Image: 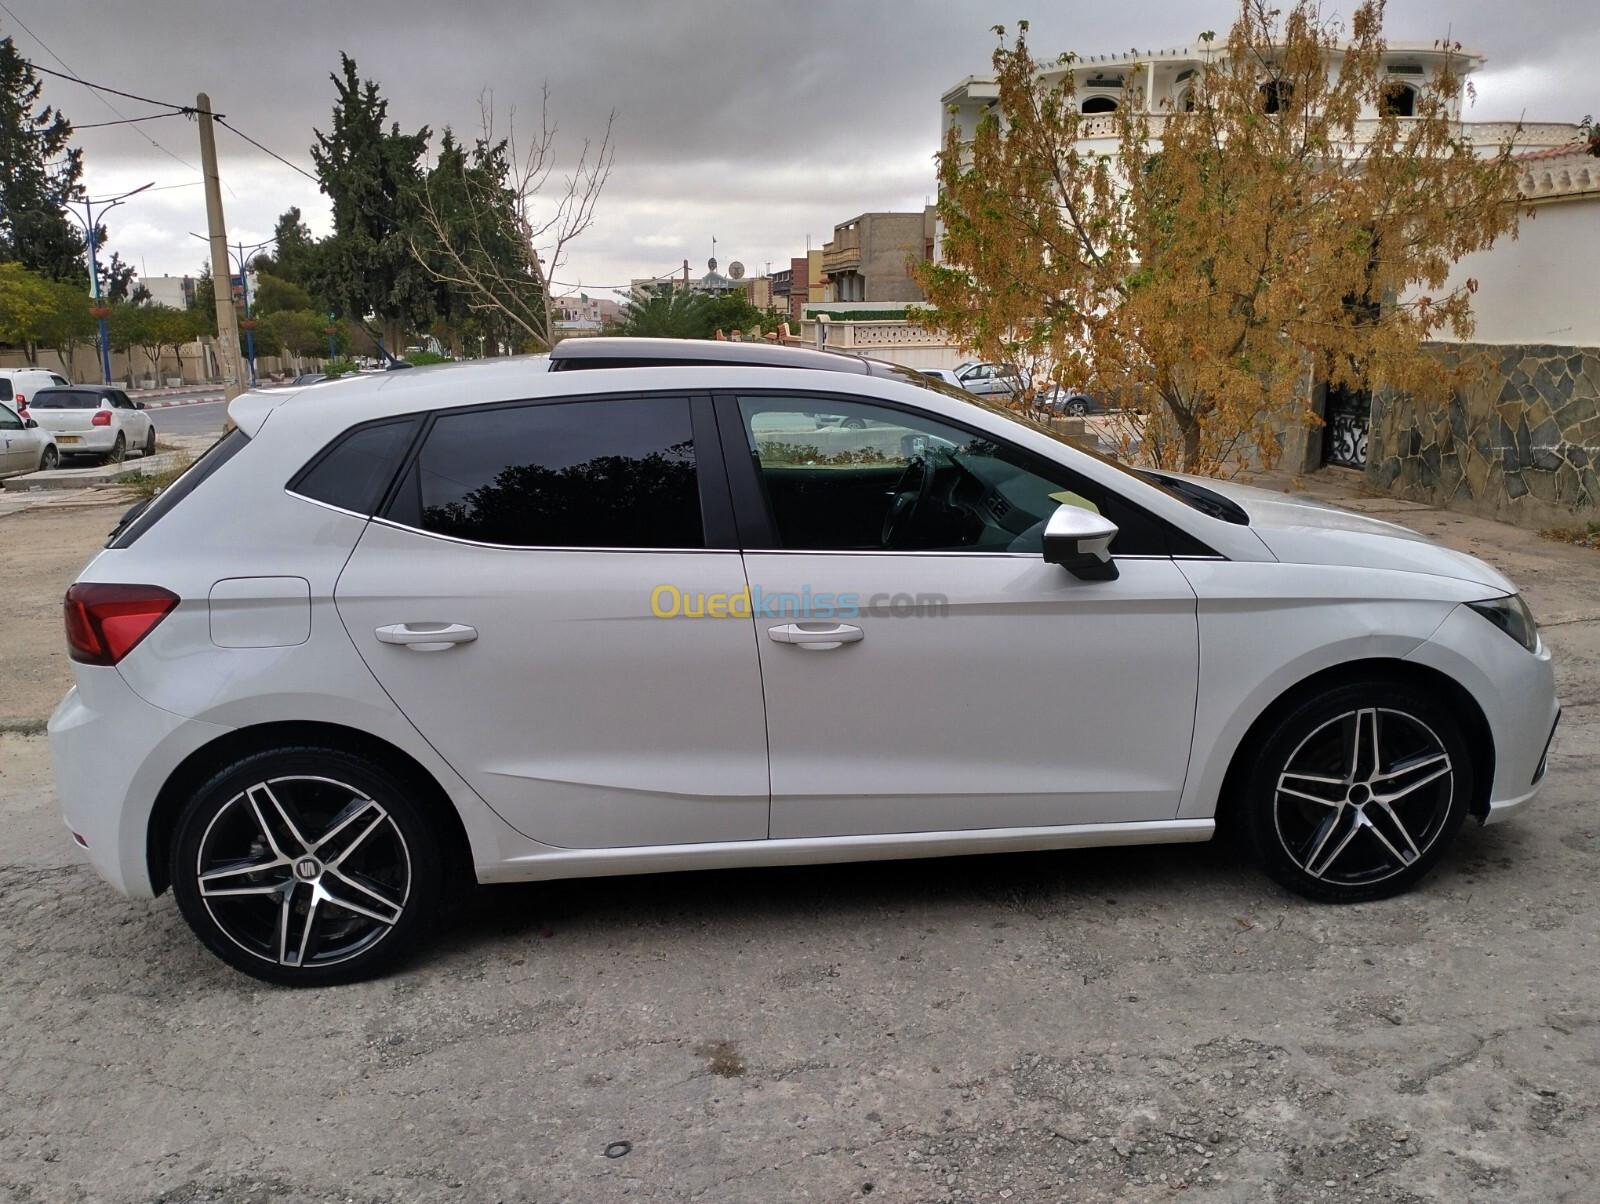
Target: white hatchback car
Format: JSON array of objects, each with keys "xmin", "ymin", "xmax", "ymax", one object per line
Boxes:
[
  {"xmin": 27, "ymin": 384, "xmax": 156, "ymax": 462},
  {"xmin": 49, "ymin": 347, "xmax": 1559, "ymax": 985}
]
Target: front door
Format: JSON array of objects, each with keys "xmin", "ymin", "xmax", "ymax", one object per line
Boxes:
[
  {"xmin": 0, "ymin": 404, "xmax": 27, "ymax": 473},
  {"xmin": 725, "ymin": 393, "xmax": 1200, "ymax": 838},
  {"xmin": 335, "ymin": 394, "xmax": 770, "ymax": 850}
]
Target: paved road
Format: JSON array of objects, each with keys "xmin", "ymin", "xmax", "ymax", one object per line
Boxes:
[{"xmin": 150, "ymin": 398, "xmax": 228, "ymax": 438}]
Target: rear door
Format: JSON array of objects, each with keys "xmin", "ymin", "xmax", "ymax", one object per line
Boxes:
[{"xmin": 334, "ymin": 392, "xmax": 771, "ymax": 850}]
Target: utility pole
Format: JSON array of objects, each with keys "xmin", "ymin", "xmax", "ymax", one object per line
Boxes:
[{"xmin": 197, "ymin": 93, "xmax": 246, "ymax": 401}]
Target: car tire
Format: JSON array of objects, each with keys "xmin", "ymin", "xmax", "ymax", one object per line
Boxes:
[
  {"xmin": 105, "ymin": 432, "xmax": 126, "ymax": 465},
  {"xmin": 841, "ymin": 417, "xmax": 867, "ymax": 430},
  {"xmin": 170, "ymin": 745, "xmax": 444, "ymax": 986},
  {"xmin": 1240, "ymin": 680, "xmax": 1472, "ymax": 904},
  {"xmin": 1066, "ymin": 400, "xmax": 1088, "ymax": 417},
  {"xmin": 38, "ymin": 445, "xmax": 59, "ymax": 472},
  {"xmin": 144, "ymin": 426, "xmax": 157, "ymax": 457}
]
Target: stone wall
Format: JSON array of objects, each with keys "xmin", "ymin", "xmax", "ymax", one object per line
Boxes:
[{"xmin": 1366, "ymin": 343, "xmax": 1599, "ymax": 527}]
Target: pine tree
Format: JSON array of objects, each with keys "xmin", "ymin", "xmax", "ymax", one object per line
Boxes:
[
  {"xmin": 310, "ymin": 55, "xmax": 434, "ymax": 357},
  {"xmin": 0, "ymin": 36, "xmax": 88, "ymax": 283}
]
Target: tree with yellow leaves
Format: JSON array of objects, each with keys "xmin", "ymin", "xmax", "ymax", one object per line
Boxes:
[{"xmin": 917, "ymin": 0, "xmax": 1520, "ymax": 474}]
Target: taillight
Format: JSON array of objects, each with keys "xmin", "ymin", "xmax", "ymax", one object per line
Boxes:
[
  {"xmin": 92, "ymin": 410, "xmax": 112, "ymax": 426},
  {"xmin": 14, "ymin": 394, "xmax": 24, "ymax": 408},
  {"xmin": 63, "ymin": 583, "xmax": 179, "ymax": 665}
]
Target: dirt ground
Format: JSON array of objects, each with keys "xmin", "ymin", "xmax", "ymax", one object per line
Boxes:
[{"xmin": 1, "ymin": 480, "xmax": 1597, "ymax": 1204}]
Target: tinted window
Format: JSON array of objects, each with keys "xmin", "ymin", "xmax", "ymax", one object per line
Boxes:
[
  {"xmin": 32, "ymin": 390, "xmax": 102, "ymax": 409},
  {"xmin": 50, "ymin": 375, "xmax": 68, "ymax": 386},
  {"xmin": 396, "ymin": 397, "xmax": 702, "ymax": 549},
  {"xmin": 0, "ymin": 381, "xmax": 12, "ymax": 401},
  {"xmin": 737, "ymin": 395, "xmax": 1170, "ymax": 556},
  {"xmin": 0, "ymin": 404, "xmax": 21, "ymax": 430},
  {"xmin": 291, "ymin": 418, "xmax": 418, "ymax": 514}
]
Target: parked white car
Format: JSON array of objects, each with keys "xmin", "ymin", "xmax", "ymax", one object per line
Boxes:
[
  {"xmin": 26, "ymin": 385, "xmax": 156, "ymax": 462},
  {"xmin": 0, "ymin": 400, "xmax": 59, "ymax": 476},
  {"xmin": 50, "ymin": 343, "xmax": 1559, "ymax": 985},
  {"xmin": 0, "ymin": 367, "xmax": 71, "ymax": 416}
]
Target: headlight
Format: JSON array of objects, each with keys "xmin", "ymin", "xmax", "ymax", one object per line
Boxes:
[{"xmin": 1467, "ymin": 594, "xmax": 1539, "ymax": 653}]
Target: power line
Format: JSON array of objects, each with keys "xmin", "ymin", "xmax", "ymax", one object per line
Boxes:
[
  {"xmin": 212, "ymin": 115, "xmax": 319, "ymax": 185},
  {"xmin": 20, "ymin": 61, "xmax": 196, "ymax": 115},
  {"xmin": 0, "ymin": 5, "xmax": 206, "ymax": 177},
  {"xmin": 75, "ymin": 110, "xmax": 192, "ymax": 131}
]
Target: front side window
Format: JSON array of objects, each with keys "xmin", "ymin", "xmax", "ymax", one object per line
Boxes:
[
  {"xmin": 736, "ymin": 395, "xmax": 1169, "ymax": 555},
  {"xmin": 0, "ymin": 404, "xmax": 21, "ymax": 430},
  {"xmin": 394, "ymin": 396, "xmax": 703, "ymax": 549}
]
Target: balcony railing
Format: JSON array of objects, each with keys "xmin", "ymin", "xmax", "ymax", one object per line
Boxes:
[{"xmin": 822, "ymin": 245, "xmax": 862, "ymax": 273}]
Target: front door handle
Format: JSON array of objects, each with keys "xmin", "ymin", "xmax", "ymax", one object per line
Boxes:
[
  {"xmin": 374, "ymin": 622, "xmax": 478, "ymax": 651},
  {"xmin": 767, "ymin": 622, "xmax": 864, "ymax": 650}
]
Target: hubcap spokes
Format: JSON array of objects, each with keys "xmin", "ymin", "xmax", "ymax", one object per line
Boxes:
[
  {"xmin": 197, "ymin": 777, "xmax": 411, "ymax": 969},
  {"xmin": 1274, "ymin": 707, "xmax": 1454, "ymax": 887}
]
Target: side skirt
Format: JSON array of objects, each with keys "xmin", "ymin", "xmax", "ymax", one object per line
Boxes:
[{"xmin": 477, "ymin": 819, "xmax": 1215, "ymax": 884}]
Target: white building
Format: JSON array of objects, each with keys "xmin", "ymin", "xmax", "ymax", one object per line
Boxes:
[{"xmin": 941, "ymin": 42, "xmax": 1580, "ymax": 159}]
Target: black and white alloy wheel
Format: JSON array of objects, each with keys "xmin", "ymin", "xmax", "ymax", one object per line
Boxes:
[
  {"xmin": 172, "ymin": 748, "xmax": 441, "ymax": 985},
  {"xmin": 1244, "ymin": 682, "xmax": 1471, "ymax": 903}
]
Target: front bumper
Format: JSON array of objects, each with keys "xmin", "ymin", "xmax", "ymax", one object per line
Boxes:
[{"xmin": 49, "ymin": 667, "xmax": 231, "ymax": 898}]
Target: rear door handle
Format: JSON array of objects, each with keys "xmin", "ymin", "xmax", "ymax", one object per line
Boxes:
[
  {"xmin": 767, "ymin": 622, "xmax": 864, "ymax": 650},
  {"xmin": 374, "ymin": 622, "xmax": 478, "ymax": 651}
]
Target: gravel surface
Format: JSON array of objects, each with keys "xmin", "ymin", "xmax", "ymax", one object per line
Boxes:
[{"xmin": 1, "ymin": 481, "xmax": 1596, "ymax": 1204}]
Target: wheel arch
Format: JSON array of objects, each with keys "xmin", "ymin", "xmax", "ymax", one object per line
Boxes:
[
  {"xmin": 1215, "ymin": 658, "xmax": 1495, "ymax": 831},
  {"xmin": 145, "ymin": 720, "xmax": 474, "ymax": 896}
]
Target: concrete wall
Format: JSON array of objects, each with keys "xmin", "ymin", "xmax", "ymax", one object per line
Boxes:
[
  {"xmin": 1428, "ymin": 193, "xmax": 1600, "ymax": 347},
  {"xmin": 1367, "ymin": 343, "xmax": 1600, "ymax": 526}
]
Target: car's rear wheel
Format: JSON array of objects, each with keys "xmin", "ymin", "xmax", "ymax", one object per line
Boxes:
[
  {"xmin": 143, "ymin": 426, "xmax": 157, "ymax": 456},
  {"xmin": 38, "ymin": 445, "xmax": 59, "ymax": 471},
  {"xmin": 170, "ymin": 746, "xmax": 443, "ymax": 986},
  {"xmin": 1241, "ymin": 680, "xmax": 1471, "ymax": 903},
  {"xmin": 105, "ymin": 432, "xmax": 126, "ymax": 464}
]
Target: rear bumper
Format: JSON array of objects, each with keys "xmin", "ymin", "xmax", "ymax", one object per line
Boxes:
[
  {"xmin": 48, "ymin": 428, "xmax": 117, "ymax": 453},
  {"xmin": 49, "ymin": 667, "xmax": 231, "ymax": 899}
]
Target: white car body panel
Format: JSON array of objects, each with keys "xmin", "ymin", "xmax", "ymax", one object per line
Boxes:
[
  {"xmin": 334, "ymin": 521, "xmax": 771, "ymax": 848},
  {"xmin": 744, "ymin": 551, "xmax": 1199, "ymax": 836},
  {"xmin": 49, "ymin": 358, "xmax": 1559, "ymax": 904},
  {"xmin": 0, "ymin": 401, "xmax": 56, "ymax": 475}
]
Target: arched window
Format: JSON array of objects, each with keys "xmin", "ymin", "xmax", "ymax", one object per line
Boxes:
[
  {"xmin": 1179, "ymin": 88, "xmax": 1196, "ymax": 112},
  {"xmin": 1379, "ymin": 82, "xmax": 1415, "ymax": 118},
  {"xmin": 1081, "ymin": 95, "xmax": 1119, "ymax": 115}
]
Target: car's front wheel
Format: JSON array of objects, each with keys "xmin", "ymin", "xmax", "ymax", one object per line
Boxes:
[
  {"xmin": 1241, "ymin": 680, "xmax": 1472, "ymax": 903},
  {"xmin": 143, "ymin": 426, "xmax": 157, "ymax": 456},
  {"xmin": 38, "ymin": 445, "xmax": 59, "ymax": 471},
  {"xmin": 1065, "ymin": 399, "xmax": 1089, "ymax": 417},
  {"xmin": 170, "ymin": 746, "xmax": 443, "ymax": 986}
]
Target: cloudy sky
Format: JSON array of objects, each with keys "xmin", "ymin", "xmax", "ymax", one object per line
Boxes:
[{"xmin": 7, "ymin": 0, "xmax": 1594, "ymax": 300}]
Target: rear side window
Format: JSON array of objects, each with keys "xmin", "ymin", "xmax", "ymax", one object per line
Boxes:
[
  {"xmin": 33, "ymin": 390, "xmax": 103, "ymax": 409},
  {"xmin": 108, "ymin": 429, "xmax": 251, "ymax": 548},
  {"xmin": 388, "ymin": 396, "xmax": 703, "ymax": 549},
  {"xmin": 289, "ymin": 417, "xmax": 418, "ymax": 515},
  {"xmin": 0, "ymin": 381, "xmax": 12, "ymax": 401}
]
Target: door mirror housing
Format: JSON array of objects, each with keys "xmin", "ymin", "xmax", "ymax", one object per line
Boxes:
[
  {"xmin": 135, "ymin": 401, "xmax": 146, "ymax": 410},
  {"xmin": 24, "ymin": 418, "xmax": 37, "ymax": 428},
  {"xmin": 1042, "ymin": 504, "xmax": 1119, "ymax": 580}
]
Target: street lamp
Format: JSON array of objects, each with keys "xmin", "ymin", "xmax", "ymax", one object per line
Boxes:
[{"xmin": 63, "ymin": 182, "xmax": 155, "ymax": 385}]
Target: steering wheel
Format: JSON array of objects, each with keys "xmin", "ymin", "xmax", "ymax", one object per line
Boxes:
[{"xmin": 881, "ymin": 452, "xmax": 937, "ymax": 547}]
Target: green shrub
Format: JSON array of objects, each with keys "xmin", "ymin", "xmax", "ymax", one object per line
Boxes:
[{"xmin": 323, "ymin": 359, "xmax": 360, "ymax": 379}]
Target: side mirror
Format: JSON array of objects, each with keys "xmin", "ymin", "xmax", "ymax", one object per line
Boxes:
[
  {"xmin": 135, "ymin": 402, "xmax": 146, "ymax": 410},
  {"xmin": 24, "ymin": 418, "xmax": 37, "ymax": 428},
  {"xmin": 1042, "ymin": 503, "xmax": 1119, "ymax": 580}
]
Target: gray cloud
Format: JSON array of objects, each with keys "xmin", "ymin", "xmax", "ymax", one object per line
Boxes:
[{"xmin": 12, "ymin": 0, "xmax": 1592, "ymax": 297}]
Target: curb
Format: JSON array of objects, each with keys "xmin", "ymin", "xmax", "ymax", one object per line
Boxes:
[{"xmin": 142, "ymin": 394, "xmax": 225, "ymax": 409}]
